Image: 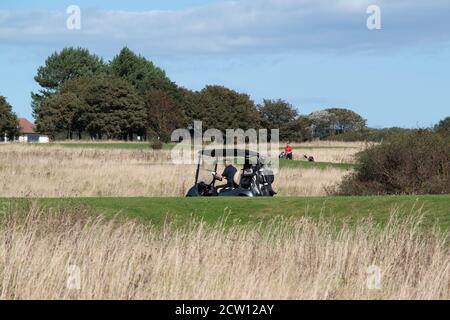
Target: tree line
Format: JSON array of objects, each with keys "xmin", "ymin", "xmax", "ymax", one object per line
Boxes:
[
  {"xmin": 1, "ymin": 46, "xmax": 448, "ymax": 142},
  {"xmin": 0, "ymin": 96, "xmax": 19, "ymax": 140},
  {"xmin": 28, "ymin": 47, "xmax": 368, "ymax": 142}
]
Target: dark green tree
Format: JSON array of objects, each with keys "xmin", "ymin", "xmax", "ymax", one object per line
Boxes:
[
  {"xmin": 282, "ymin": 116, "xmax": 313, "ymax": 142},
  {"xmin": 34, "ymin": 47, "xmax": 105, "ymax": 91},
  {"xmin": 109, "ymin": 47, "xmax": 180, "ymax": 99},
  {"xmin": 32, "ymin": 47, "xmax": 105, "ymax": 120},
  {"xmin": 308, "ymin": 108, "xmax": 366, "ymax": 139},
  {"xmin": 326, "ymin": 108, "xmax": 367, "ymax": 135},
  {"xmin": 80, "ymin": 76, "xmax": 146, "ymax": 140},
  {"xmin": 258, "ymin": 99, "xmax": 299, "ymax": 141},
  {"xmin": 179, "ymin": 87, "xmax": 202, "ymax": 124},
  {"xmin": 0, "ymin": 96, "xmax": 19, "ymax": 140},
  {"xmin": 308, "ymin": 110, "xmax": 335, "ymax": 139},
  {"xmin": 145, "ymin": 90, "xmax": 184, "ymax": 142},
  {"xmin": 36, "ymin": 92, "xmax": 87, "ymax": 139},
  {"xmin": 37, "ymin": 75, "xmax": 146, "ymax": 140},
  {"xmin": 258, "ymin": 99, "xmax": 298, "ymax": 127},
  {"xmin": 195, "ymin": 85, "xmax": 260, "ymax": 131}
]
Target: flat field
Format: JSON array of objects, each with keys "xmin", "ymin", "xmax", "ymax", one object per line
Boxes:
[{"xmin": 0, "ymin": 143, "xmax": 353, "ymax": 197}]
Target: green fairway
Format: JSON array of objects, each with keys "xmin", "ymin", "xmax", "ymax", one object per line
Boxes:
[
  {"xmin": 278, "ymin": 159, "xmax": 354, "ymax": 170},
  {"xmin": 1, "ymin": 195, "xmax": 449, "ymax": 229}
]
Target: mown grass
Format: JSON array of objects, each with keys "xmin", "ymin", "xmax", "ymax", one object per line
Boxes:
[
  {"xmin": 278, "ymin": 159, "xmax": 354, "ymax": 170},
  {"xmin": 1, "ymin": 195, "xmax": 448, "ymax": 229}
]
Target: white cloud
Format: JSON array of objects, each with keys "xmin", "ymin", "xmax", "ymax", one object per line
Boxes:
[{"xmin": 0, "ymin": 0, "xmax": 449, "ymax": 57}]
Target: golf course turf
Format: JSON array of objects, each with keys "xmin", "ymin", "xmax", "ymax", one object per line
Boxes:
[
  {"xmin": 278, "ymin": 159, "xmax": 354, "ymax": 170},
  {"xmin": 1, "ymin": 195, "xmax": 449, "ymax": 230}
]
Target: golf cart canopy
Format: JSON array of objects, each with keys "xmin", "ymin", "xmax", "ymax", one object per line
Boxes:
[{"xmin": 199, "ymin": 148, "xmax": 260, "ymax": 158}]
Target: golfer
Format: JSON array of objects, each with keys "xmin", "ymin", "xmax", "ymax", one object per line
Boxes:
[{"xmin": 212, "ymin": 159, "xmax": 238, "ymax": 189}]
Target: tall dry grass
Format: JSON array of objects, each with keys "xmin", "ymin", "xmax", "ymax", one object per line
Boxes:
[
  {"xmin": 236, "ymin": 141, "xmax": 365, "ymax": 163},
  {"xmin": 0, "ymin": 145, "xmax": 347, "ymax": 197},
  {"xmin": 292, "ymin": 148, "xmax": 359, "ymax": 163},
  {"xmin": 289, "ymin": 141, "xmax": 374, "ymax": 163},
  {"xmin": 273, "ymin": 167, "xmax": 345, "ymax": 196},
  {"xmin": 0, "ymin": 206, "xmax": 448, "ymax": 299},
  {"xmin": 290, "ymin": 141, "xmax": 373, "ymax": 148}
]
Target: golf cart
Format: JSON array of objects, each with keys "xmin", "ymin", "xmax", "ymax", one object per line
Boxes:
[{"xmin": 186, "ymin": 148, "xmax": 276, "ymax": 197}]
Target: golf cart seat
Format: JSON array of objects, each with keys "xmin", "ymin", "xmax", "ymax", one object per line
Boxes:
[
  {"xmin": 232, "ymin": 163, "xmax": 255, "ymax": 188},
  {"xmin": 233, "ymin": 170, "xmax": 241, "ymax": 187}
]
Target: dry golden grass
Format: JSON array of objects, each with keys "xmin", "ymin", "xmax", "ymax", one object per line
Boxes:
[
  {"xmin": 285, "ymin": 141, "xmax": 375, "ymax": 163},
  {"xmin": 0, "ymin": 206, "xmax": 448, "ymax": 299},
  {"xmin": 228, "ymin": 141, "xmax": 366, "ymax": 163},
  {"xmin": 0, "ymin": 144, "xmax": 347, "ymax": 197},
  {"xmin": 292, "ymin": 148, "xmax": 359, "ymax": 163},
  {"xmin": 290, "ymin": 141, "xmax": 373, "ymax": 148},
  {"xmin": 273, "ymin": 167, "xmax": 345, "ymax": 196}
]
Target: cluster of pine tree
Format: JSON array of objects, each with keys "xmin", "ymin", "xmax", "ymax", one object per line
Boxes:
[{"xmin": 32, "ymin": 47, "xmax": 265, "ymax": 141}]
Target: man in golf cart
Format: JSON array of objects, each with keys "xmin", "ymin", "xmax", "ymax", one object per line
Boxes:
[
  {"xmin": 186, "ymin": 148, "xmax": 275, "ymax": 197},
  {"xmin": 212, "ymin": 159, "xmax": 238, "ymax": 190}
]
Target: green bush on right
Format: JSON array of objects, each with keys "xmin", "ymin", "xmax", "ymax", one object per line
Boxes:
[{"xmin": 331, "ymin": 130, "xmax": 450, "ymax": 195}]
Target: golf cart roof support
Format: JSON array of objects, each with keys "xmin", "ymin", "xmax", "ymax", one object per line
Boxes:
[
  {"xmin": 199, "ymin": 148, "xmax": 260, "ymax": 158},
  {"xmin": 194, "ymin": 152, "xmax": 201, "ymax": 184}
]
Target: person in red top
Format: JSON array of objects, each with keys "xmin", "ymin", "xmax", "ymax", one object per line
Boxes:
[{"xmin": 284, "ymin": 143, "xmax": 293, "ymax": 160}]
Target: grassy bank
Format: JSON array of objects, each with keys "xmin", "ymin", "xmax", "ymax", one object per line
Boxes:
[{"xmin": 1, "ymin": 195, "xmax": 448, "ymax": 229}]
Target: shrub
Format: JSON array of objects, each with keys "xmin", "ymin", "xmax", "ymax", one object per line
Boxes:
[
  {"xmin": 434, "ymin": 116, "xmax": 450, "ymax": 138},
  {"xmin": 331, "ymin": 130, "xmax": 450, "ymax": 195},
  {"xmin": 326, "ymin": 127, "xmax": 416, "ymax": 142}
]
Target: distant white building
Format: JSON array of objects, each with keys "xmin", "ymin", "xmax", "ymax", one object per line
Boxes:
[{"xmin": 18, "ymin": 118, "xmax": 49, "ymax": 143}]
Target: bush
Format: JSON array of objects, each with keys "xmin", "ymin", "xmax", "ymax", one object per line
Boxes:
[
  {"xmin": 149, "ymin": 140, "xmax": 163, "ymax": 150},
  {"xmin": 434, "ymin": 116, "xmax": 450, "ymax": 138},
  {"xmin": 326, "ymin": 127, "xmax": 416, "ymax": 142},
  {"xmin": 331, "ymin": 130, "xmax": 450, "ymax": 195}
]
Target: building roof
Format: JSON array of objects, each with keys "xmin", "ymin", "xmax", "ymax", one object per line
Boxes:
[{"xmin": 18, "ymin": 118, "xmax": 36, "ymax": 134}]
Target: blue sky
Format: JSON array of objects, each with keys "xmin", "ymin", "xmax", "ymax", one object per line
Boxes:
[{"xmin": 0, "ymin": 0, "xmax": 449, "ymax": 128}]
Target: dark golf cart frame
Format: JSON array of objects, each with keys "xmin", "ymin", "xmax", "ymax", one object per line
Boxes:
[{"xmin": 186, "ymin": 148, "xmax": 275, "ymax": 197}]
